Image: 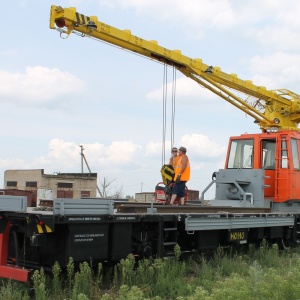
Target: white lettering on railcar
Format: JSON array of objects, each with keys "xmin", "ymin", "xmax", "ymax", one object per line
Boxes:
[
  {"xmin": 68, "ymin": 217, "xmax": 102, "ymax": 221},
  {"xmin": 116, "ymin": 216, "xmax": 136, "ymax": 221},
  {"xmin": 74, "ymin": 233, "xmax": 105, "ymax": 242}
]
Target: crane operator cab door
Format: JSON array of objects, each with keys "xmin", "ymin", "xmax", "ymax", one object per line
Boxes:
[
  {"xmin": 261, "ymin": 138, "xmax": 276, "ymax": 200},
  {"xmin": 226, "ymin": 132, "xmax": 300, "ymax": 204},
  {"xmin": 268, "ymin": 132, "xmax": 300, "ymax": 203},
  {"xmin": 261, "ymin": 132, "xmax": 300, "ymax": 203}
]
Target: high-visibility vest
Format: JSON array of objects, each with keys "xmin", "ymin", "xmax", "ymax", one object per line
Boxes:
[
  {"xmin": 170, "ymin": 155, "xmax": 180, "ymax": 169},
  {"xmin": 175, "ymin": 155, "xmax": 190, "ymax": 181}
]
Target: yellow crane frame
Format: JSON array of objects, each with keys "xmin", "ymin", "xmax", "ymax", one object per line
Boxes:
[{"xmin": 49, "ymin": 5, "xmax": 300, "ymax": 131}]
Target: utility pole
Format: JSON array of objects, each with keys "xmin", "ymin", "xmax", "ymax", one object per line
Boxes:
[
  {"xmin": 79, "ymin": 145, "xmax": 84, "ymax": 173},
  {"xmin": 79, "ymin": 145, "xmax": 101, "ymax": 196}
]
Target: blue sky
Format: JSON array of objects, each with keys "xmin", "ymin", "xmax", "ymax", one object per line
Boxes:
[{"xmin": 1, "ymin": 0, "xmax": 300, "ymax": 198}]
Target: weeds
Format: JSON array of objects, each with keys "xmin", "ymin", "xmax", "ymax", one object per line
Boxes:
[
  {"xmin": 32, "ymin": 268, "xmax": 48, "ymax": 300},
  {"xmin": 72, "ymin": 262, "xmax": 93, "ymax": 299},
  {"xmin": 0, "ymin": 280, "xmax": 29, "ymax": 300},
  {"xmin": 5, "ymin": 241, "xmax": 300, "ymax": 299},
  {"xmin": 52, "ymin": 261, "xmax": 62, "ymax": 299},
  {"xmin": 67, "ymin": 256, "xmax": 75, "ymax": 298}
]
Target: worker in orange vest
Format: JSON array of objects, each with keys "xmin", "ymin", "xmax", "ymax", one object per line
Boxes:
[
  {"xmin": 169, "ymin": 147, "xmax": 180, "ymax": 170},
  {"xmin": 170, "ymin": 146, "xmax": 190, "ymax": 205}
]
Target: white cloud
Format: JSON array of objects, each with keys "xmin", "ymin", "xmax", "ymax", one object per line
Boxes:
[
  {"xmin": 0, "ymin": 158, "xmax": 28, "ymax": 170},
  {"xmin": 106, "ymin": 141, "xmax": 142, "ymax": 164},
  {"xmin": 250, "ymin": 52, "xmax": 300, "ymax": 88},
  {"xmin": 48, "ymin": 139, "xmax": 80, "ymax": 160},
  {"xmin": 98, "ymin": 0, "xmax": 300, "ymax": 31},
  {"xmin": 146, "ymin": 77, "xmax": 215, "ymax": 101},
  {"xmin": 110, "ymin": 0, "xmax": 235, "ymax": 28},
  {"xmin": 32, "ymin": 139, "xmax": 144, "ymax": 171},
  {"xmin": 0, "ymin": 66, "xmax": 85, "ymax": 108},
  {"xmin": 251, "ymin": 27, "xmax": 300, "ymax": 51},
  {"xmin": 180, "ymin": 133, "xmax": 227, "ymax": 158},
  {"xmin": 144, "ymin": 142, "xmax": 163, "ymax": 158}
]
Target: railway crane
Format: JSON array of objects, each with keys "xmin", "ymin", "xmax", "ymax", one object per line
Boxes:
[
  {"xmin": 49, "ymin": 5, "xmax": 300, "ymax": 210},
  {"xmin": 0, "ymin": 5, "xmax": 299, "ymax": 282}
]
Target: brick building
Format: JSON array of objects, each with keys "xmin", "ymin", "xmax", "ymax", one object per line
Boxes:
[{"xmin": 4, "ymin": 169, "xmax": 97, "ymax": 206}]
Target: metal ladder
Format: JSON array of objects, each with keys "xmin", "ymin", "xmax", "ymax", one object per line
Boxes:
[
  {"xmin": 274, "ymin": 134, "xmax": 290, "ymax": 201},
  {"xmin": 157, "ymin": 216, "xmax": 178, "ymax": 258}
]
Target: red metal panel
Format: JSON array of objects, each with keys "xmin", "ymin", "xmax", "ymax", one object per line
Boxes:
[
  {"xmin": 0, "ymin": 221, "xmax": 9, "ymax": 266},
  {"xmin": 0, "ymin": 220, "xmax": 30, "ymax": 282},
  {"xmin": 0, "ymin": 265, "xmax": 30, "ymax": 282}
]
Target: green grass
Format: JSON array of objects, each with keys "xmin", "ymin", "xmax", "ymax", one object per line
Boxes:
[{"xmin": 3, "ymin": 241, "xmax": 300, "ymax": 299}]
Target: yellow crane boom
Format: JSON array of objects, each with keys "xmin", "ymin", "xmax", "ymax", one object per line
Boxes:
[{"xmin": 49, "ymin": 5, "xmax": 300, "ymax": 131}]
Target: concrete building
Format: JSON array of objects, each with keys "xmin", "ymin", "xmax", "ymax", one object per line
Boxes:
[{"xmin": 4, "ymin": 169, "xmax": 97, "ymax": 206}]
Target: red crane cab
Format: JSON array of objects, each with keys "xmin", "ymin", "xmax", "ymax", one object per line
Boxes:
[{"xmin": 224, "ymin": 130, "xmax": 300, "ymax": 204}]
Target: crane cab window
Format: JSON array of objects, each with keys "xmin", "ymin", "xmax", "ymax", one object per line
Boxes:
[
  {"xmin": 281, "ymin": 138, "xmax": 288, "ymax": 169},
  {"xmin": 262, "ymin": 140, "xmax": 276, "ymax": 169},
  {"xmin": 291, "ymin": 138, "xmax": 300, "ymax": 169},
  {"xmin": 227, "ymin": 139, "xmax": 253, "ymax": 169}
]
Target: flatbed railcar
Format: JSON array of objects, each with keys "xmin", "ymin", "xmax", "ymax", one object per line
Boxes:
[{"xmin": 0, "ymin": 195, "xmax": 297, "ymax": 282}]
